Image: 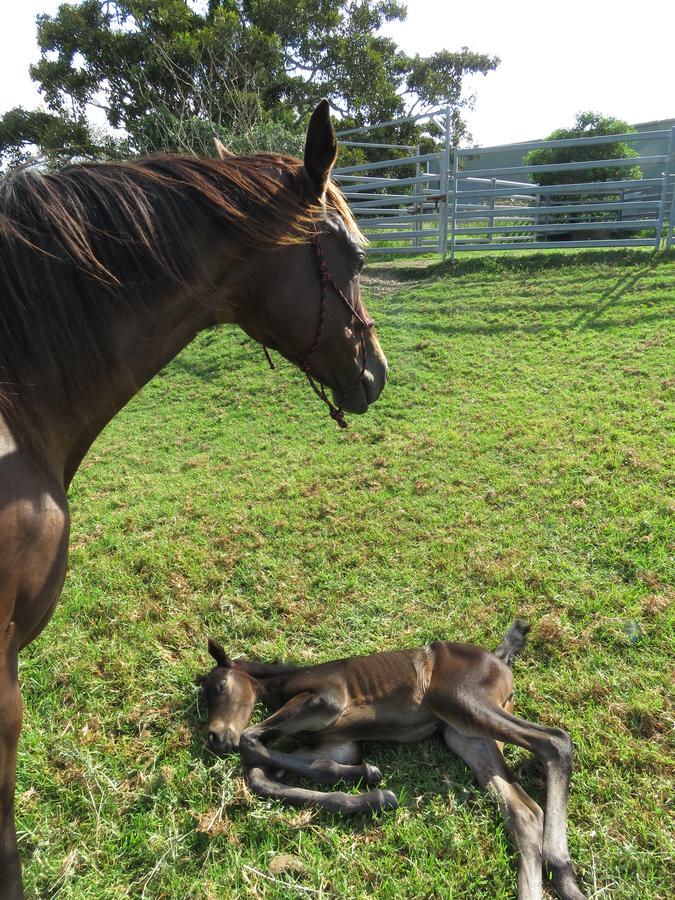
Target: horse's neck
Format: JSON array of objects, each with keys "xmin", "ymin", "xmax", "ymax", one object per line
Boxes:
[
  {"xmin": 50, "ymin": 262, "xmax": 240, "ymax": 488},
  {"xmin": 236, "ymin": 660, "xmax": 307, "ymax": 710}
]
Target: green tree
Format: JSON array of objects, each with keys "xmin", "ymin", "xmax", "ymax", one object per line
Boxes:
[
  {"xmin": 0, "ymin": 107, "xmax": 128, "ymax": 168},
  {"xmin": 1, "ymin": 0, "xmax": 498, "ymax": 167},
  {"xmin": 524, "ymin": 111, "xmax": 641, "ymax": 185}
]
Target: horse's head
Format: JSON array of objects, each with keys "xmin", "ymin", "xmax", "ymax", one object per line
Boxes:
[
  {"xmin": 226, "ymin": 101, "xmax": 387, "ymax": 419},
  {"xmin": 198, "ymin": 638, "xmax": 257, "ymax": 755}
]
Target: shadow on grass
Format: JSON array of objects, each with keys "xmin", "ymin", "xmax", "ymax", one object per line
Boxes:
[
  {"xmin": 381, "ymin": 248, "xmax": 675, "ymax": 282},
  {"xmin": 379, "ymin": 256, "xmax": 671, "ymax": 337},
  {"xmin": 567, "ymin": 264, "xmax": 660, "ymax": 330},
  {"xmin": 382, "ymin": 308, "xmax": 670, "ymax": 339},
  {"xmin": 401, "ymin": 292, "xmax": 669, "ymax": 319}
]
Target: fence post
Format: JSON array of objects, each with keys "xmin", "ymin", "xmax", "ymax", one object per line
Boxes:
[
  {"xmin": 656, "ymin": 126, "xmax": 675, "ymax": 249},
  {"xmin": 449, "ymin": 142, "xmax": 459, "ymax": 261},
  {"xmin": 439, "ymin": 106, "xmax": 452, "ymax": 258},
  {"xmin": 665, "ymin": 127, "xmax": 675, "ymax": 251},
  {"xmin": 667, "ymin": 178, "xmax": 675, "ymax": 251},
  {"xmin": 414, "ymin": 145, "xmax": 421, "ymax": 249}
]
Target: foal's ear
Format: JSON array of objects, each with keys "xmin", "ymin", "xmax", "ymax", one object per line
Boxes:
[
  {"xmin": 207, "ymin": 638, "xmax": 231, "ymax": 668},
  {"xmin": 213, "ymin": 137, "xmax": 233, "ymax": 160},
  {"xmin": 303, "ymin": 99, "xmax": 338, "ymax": 198}
]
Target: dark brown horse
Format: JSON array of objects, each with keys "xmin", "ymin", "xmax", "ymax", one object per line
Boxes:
[
  {"xmin": 0, "ymin": 101, "xmax": 387, "ymax": 898},
  {"xmin": 201, "ymin": 623, "xmax": 586, "ymax": 900}
]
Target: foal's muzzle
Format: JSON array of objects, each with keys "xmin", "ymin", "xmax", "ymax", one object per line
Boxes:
[{"xmin": 208, "ymin": 728, "xmax": 239, "ymax": 754}]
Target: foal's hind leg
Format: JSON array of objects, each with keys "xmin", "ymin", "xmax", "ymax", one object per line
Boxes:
[
  {"xmin": 431, "ymin": 693, "xmax": 585, "ymax": 900},
  {"xmin": 0, "ymin": 622, "xmax": 22, "ymax": 900},
  {"xmin": 443, "ymin": 727, "xmax": 544, "ymax": 900},
  {"xmin": 278, "ymin": 738, "xmax": 363, "ymax": 776}
]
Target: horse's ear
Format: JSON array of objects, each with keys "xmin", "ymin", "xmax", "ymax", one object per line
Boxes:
[
  {"xmin": 207, "ymin": 638, "xmax": 231, "ymax": 668},
  {"xmin": 213, "ymin": 137, "xmax": 233, "ymax": 160},
  {"xmin": 303, "ymin": 99, "xmax": 337, "ymax": 198}
]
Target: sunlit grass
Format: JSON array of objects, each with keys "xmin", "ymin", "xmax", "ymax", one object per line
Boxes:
[{"xmin": 18, "ymin": 249, "xmax": 674, "ymax": 898}]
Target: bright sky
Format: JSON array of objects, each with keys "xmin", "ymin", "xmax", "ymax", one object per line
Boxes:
[{"xmin": 1, "ymin": 0, "xmax": 674, "ymax": 148}]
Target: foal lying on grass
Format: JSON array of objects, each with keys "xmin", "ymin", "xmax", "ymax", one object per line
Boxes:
[{"xmin": 199, "ymin": 622, "xmax": 585, "ymax": 900}]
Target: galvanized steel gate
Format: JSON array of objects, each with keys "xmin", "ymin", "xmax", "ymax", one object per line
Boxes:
[
  {"xmin": 334, "ymin": 108, "xmax": 451, "ymax": 256},
  {"xmin": 334, "ymin": 115, "xmax": 675, "ymax": 257}
]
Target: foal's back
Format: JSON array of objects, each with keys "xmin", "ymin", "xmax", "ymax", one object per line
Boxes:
[{"xmin": 275, "ymin": 641, "xmax": 513, "ymax": 743}]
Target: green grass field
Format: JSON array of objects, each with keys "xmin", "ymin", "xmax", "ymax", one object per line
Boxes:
[{"xmin": 18, "ymin": 249, "xmax": 674, "ymax": 899}]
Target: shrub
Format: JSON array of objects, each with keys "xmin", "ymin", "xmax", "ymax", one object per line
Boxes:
[{"xmin": 524, "ymin": 112, "xmax": 641, "ymax": 185}]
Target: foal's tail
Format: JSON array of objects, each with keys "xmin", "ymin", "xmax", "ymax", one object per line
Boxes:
[{"xmin": 494, "ymin": 619, "xmax": 531, "ymax": 666}]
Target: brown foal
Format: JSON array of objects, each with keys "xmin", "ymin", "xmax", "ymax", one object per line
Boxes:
[{"xmin": 201, "ymin": 622, "xmax": 586, "ymax": 900}]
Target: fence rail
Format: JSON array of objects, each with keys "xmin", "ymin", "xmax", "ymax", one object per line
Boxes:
[{"xmin": 333, "ymin": 117, "xmax": 675, "ymax": 257}]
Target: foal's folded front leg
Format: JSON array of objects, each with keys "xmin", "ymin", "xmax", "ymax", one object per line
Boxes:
[
  {"xmin": 239, "ymin": 691, "xmax": 381, "ymax": 786},
  {"xmin": 247, "ymin": 766, "xmax": 398, "ymax": 815}
]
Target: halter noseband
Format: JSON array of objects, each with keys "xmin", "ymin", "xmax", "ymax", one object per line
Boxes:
[{"xmin": 264, "ymin": 227, "xmax": 374, "ymax": 429}]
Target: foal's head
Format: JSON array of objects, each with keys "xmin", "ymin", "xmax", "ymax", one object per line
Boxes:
[{"xmin": 199, "ymin": 638, "xmax": 257, "ymax": 755}]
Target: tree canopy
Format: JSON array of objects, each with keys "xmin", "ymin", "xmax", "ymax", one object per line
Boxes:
[{"xmin": 1, "ymin": 0, "xmax": 499, "ymax": 167}]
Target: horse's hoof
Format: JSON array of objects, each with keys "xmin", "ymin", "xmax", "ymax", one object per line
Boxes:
[
  {"xmin": 545, "ymin": 860, "xmax": 587, "ymax": 900},
  {"xmin": 323, "ymin": 791, "xmax": 358, "ymax": 814},
  {"xmin": 377, "ymin": 789, "xmax": 399, "ymax": 811}
]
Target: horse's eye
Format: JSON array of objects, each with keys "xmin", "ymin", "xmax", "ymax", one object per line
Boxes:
[
  {"xmin": 356, "ymin": 254, "xmax": 365, "ymax": 273},
  {"xmin": 214, "ymin": 683, "xmax": 224, "ymax": 695}
]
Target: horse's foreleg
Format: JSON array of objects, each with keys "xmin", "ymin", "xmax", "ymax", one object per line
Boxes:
[{"xmin": 0, "ymin": 621, "xmax": 23, "ymax": 900}]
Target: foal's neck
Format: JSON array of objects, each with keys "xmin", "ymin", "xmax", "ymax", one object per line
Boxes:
[
  {"xmin": 236, "ymin": 660, "xmax": 302, "ymax": 708},
  {"xmin": 238, "ymin": 660, "xmax": 301, "ymax": 681}
]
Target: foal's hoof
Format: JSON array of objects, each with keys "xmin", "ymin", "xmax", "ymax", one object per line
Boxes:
[
  {"xmin": 325, "ymin": 789, "xmax": 399, "ymax": 815},
  {"xmin": 362, "ymin": 789, "xmax": 399, "ymax": 813},
  {"xmin": 546, "ymin": 861, "xmax": 587, "ymax": 900},
  {"xmin": 362, "ymin": 763, "xmax": 383, "ymax": 785}
]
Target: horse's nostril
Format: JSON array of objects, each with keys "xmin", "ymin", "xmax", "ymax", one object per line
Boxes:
[{"xmin": 208, "ymin": 731, "xmax": 220, "ymax": 747}]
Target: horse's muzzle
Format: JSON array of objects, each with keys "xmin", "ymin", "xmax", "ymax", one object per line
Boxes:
[{"xmin": 334, "ymin": 354, "xmax": 388, "ymax": 413}]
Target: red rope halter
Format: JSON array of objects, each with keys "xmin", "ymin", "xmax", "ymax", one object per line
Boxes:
[{"xmin": 264, "ymin": 228, "xmax": 373, "ymax": 429}]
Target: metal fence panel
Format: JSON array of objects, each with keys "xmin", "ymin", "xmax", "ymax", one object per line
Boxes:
[
  {"xmin": 334, "ymin": 108, "xmax": 448, "ymax": 255},
  {"xmin": 448, "ymin": 126, "xmax": 675, "ymax": 259},
  {"xmin": 334, "ymin": 120, "xmax": 675, "ymax": 257}
]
